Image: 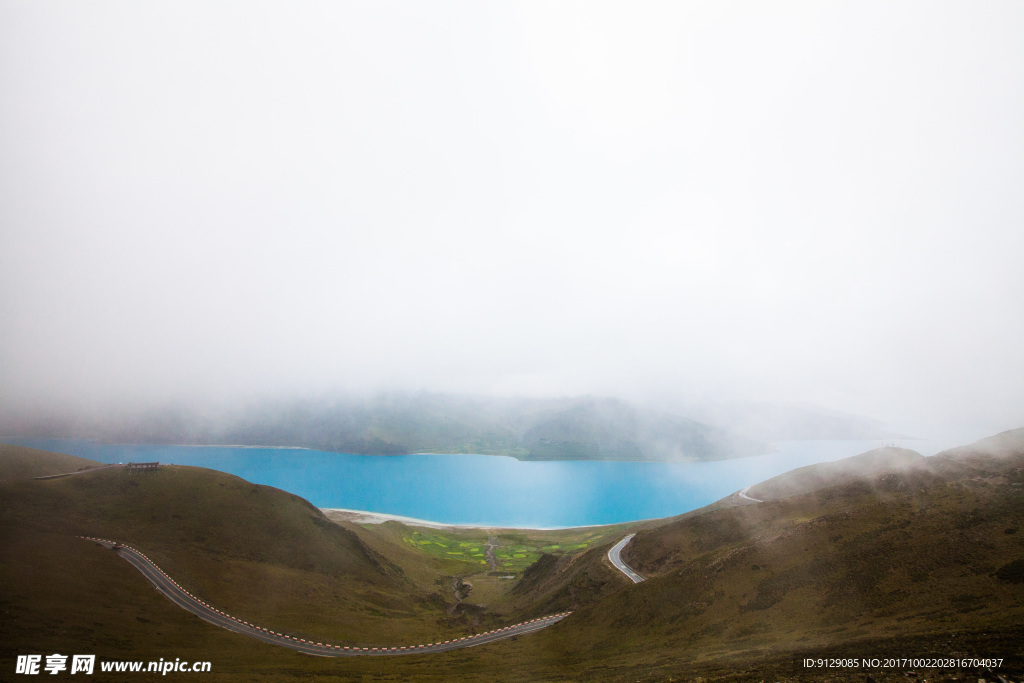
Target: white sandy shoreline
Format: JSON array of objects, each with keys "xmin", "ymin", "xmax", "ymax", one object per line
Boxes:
[
  {"xmin": 320, "ymin": 507, "xmax": 622, "ymax": 531},
  {"xmin": 173, "ymin": 444, "xmax": 313, "ymax": 449}
]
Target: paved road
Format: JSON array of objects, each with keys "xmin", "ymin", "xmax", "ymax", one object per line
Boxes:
[
  {"xmin": 34, "ymin": 464, "xmax": 127, "ymax": 480},
  {"xmin": 607, "ymin": 534, "xmax": 645, "ymax": 583},
  {"xmin": 738, "ymin": 486, "xmax": 763, "ymax": 503},
  {"xmin": 82, "ymin": 537, "xmax": 569, "ymax": 656}
]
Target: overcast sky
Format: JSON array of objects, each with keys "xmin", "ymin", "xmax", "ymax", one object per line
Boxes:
[{"xmin": 2, "ymin": 1, "xmax": 1022, "ymax": 437}]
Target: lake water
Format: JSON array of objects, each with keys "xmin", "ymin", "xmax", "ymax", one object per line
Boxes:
[{"xmin": 2, "ymin": 437, "xmax": 931, "ymax": 527}]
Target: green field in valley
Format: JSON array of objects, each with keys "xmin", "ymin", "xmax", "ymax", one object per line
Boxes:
[{"xmin": 399, "ymin": 527, "xmax": 615, "ymax": 573}]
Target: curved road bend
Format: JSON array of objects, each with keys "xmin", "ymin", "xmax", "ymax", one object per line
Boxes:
[
  {"xmin": 82, "ymin": 537, "xmax": 569, "ymax": 656},
  {"xmin": 607, "ymin": 534, "xmax": 644, "ymax": 583},
  {"xmin": 738, "ymin": 486, "xmax": 763, "ymax": 503}
]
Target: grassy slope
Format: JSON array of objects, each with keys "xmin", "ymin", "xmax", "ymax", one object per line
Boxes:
[
  {"xmin": 3, "ymin": 436, "xmax": 1024, "ymax": 681},
  {"xmin": 0, "ymin": 447, "xmax": 631, "ymax": 677},
  {"xmin": 0, "ymin": 447, "xmax": 633, "ymax": 681},
  {"xmin": 0, "ymin": 444, "xmax": 103, "ymax": 480},
  {"xmin": 743, "ymin": 445, "xmax": 924, "ymax": 501},
  {"xmin": 511, "ymin": 430, "xmax": 1024, "ymax": 679},
  {"xmin": 0, "ymin": 457, "xmax": 468, "ymax": 651}
]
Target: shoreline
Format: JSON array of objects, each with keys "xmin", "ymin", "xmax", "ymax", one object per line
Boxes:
[
  {"xmin": 172, "ymin": 444, "xmax": 312, "ymax": 450},
  {"xmin": 321, "ymin": 507, "xmax": 624, "ymax": 532}
]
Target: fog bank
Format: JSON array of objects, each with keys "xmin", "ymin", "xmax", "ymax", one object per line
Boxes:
[{"xmin": 2, "ymin": 2, "xmax": 1022, "ymax": 439}]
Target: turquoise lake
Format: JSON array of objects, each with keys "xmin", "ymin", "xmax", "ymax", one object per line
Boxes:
[{"xmin": 1, "ymin": 437, "xmax": 930, "ymax": 527}]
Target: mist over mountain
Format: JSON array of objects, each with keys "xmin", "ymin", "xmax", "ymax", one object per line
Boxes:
[
  {"xmin": 3, "ymin": 3, "xmax": 1023, "ymax": 449},
  {"xmin": 679, "ymin": 400, "xmax": 907, "ymax": 441},
  {"xmin": 0, "ymin": 392, "xmax": 916, "ymax": 462},
  {"xmin": 0, "ymin": 393, "xmax": 776, "ymax": 462},
  {"xmin": 2, "ymin": 3, "xmax": 1023, "ymax": 679}
]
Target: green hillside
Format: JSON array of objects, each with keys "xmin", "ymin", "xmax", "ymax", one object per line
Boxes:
[
  {"xmin": 515, "ymin": 429, "xmax": 1024, "ymax": 679},
  {"xmin": 741, "ymin": 445, "xmax": 924, "ymax": 501},
  {"xmin": 0, "ymin": 451, "xmax": 462, "ymax": 652},
  {"xmin": 0, "ymin": 443, "xmax": 103, "ymax": 480},
  {"xmin": 0, "ymin": 445, "xmax": 633, "ymax": 680},
  {"xmin": 2, "ymin": 433, "xmax": 1023, "ymax": 681}
]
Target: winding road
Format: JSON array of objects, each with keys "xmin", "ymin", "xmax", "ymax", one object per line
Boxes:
[
  {"xmin": 738, "ymin": 485, "xmax": 763, "ymax": 503},
  {"xmin": 607, "ymin": 534, "xmax": 645, "ymax": 583},
  {"xmin": 82, "ymin": 537, "xmax": 569, "ymax": 656}
]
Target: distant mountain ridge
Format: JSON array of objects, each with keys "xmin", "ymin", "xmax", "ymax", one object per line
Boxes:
[
  {"xmin": 516, "ymin": 398, "xmax": 760, "ymax": 462},
  {"xmin": 679, "ymin": 400, "xmax": 907, "ymax": 441},
  {"xmin": 1, "ymin": 394, "xmax": 770, "ymax": 463}
]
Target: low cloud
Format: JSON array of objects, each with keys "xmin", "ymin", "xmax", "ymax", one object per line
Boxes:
[{"xmin": 2, "ymin": 2, "xmax": 1022, "ymax": 440}]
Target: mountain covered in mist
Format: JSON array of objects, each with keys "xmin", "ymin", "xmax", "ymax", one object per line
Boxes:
[
  {"xmin": 2, "ymin": 394, "xmax": 775, "ymax": 462},
  {"xmin": 1, "ymin": 393, "xmax": 907, "ymax": 462}
]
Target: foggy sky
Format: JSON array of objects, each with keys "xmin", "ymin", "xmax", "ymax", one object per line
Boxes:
[{"xmin": 2, "ymin": 1, "xmax": 1023, "ymax": 437}]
